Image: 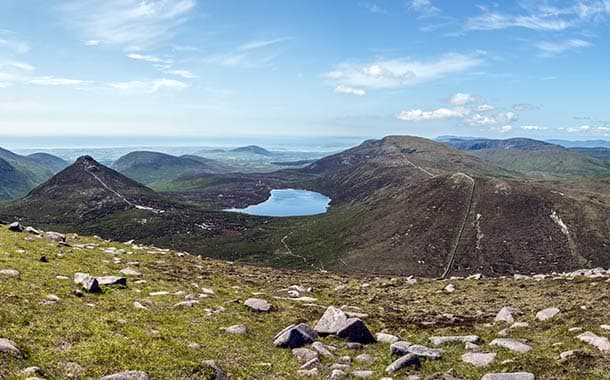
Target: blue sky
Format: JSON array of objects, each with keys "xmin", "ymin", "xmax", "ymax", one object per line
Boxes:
[{"xmin": 0, "ymin": 0, "xmax": 609, "ymax": 140}]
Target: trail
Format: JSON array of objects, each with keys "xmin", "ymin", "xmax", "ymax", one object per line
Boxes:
[
  {"xmin": 441, "ymin": 173, "xmax": 476, "ymax": 279},
  {"xmin": 280, "ymin": 234, "xmax": 307, "ymax": 263},
  {"xmin": 400, "ymin": 154, "xmax": 436, "ymax": 178},
  {"xmin": 84, "ymin": 165, "xmax": 135, "ymax": 207}
]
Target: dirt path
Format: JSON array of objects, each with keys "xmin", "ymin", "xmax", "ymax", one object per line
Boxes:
[
  {"xmin": 401, "ymin": 154, "xmax": 436, "ymax": 178},
  {"xmin": 442, "ymin": 173, "xmax": 476, "ymax": 279}
]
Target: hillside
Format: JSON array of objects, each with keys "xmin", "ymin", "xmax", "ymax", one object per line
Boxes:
[
  {"xmin": 111, "ymin": 151, "xmax": 231, "ymax": 187},
  {"xmin": 231, "ymin": 145, "xmax": 273, "ymax": 156},
  {"xmin": 0, "ymin": 224, "xmax": 609, "ymax": 379},
  {"xmin": 443, "ymin": 138, "xmax": 610, "ymax": 179},
  {"xmin": 570, "ymin": 147, "xmax": 610, "ymax": 163},
  {"xmin": 0, "ymin": 148, "xmax": 68, "ymax": 200}
]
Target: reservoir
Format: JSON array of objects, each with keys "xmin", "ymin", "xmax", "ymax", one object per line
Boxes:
[{"xmin": 225, "ymin": 189, "xmax": 331, "ymax": 217}]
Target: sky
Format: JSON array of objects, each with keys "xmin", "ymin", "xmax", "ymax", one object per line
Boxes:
[{"xmin": 1, "ymin": 0, "xmax": 609, "ymax": 141}]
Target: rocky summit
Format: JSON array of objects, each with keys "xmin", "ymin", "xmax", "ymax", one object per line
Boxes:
[{"xmin": 0, "ymin": 224, "xmax": 609, "ymax": 379}]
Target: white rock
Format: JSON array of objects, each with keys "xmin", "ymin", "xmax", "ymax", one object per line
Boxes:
[
  {"xmin": 536, "ymin": 307, "xmax": 560, "ymax": 321},
  {"xmin": 490, "ymin": 338, "xmax": 532, "ymax": 353},
  {"xmin": 495, "ymin": 307, "xmax": 519, "ymax": 324},
  {"xmin": 576, "ymin": 331, "xmax": 610, "ymax": 352},
  {"xmin": 481, "ymin": 373, "xmax": 535, "ymax": 380},
  {"xmin": 376, "ymin": 333, "xmax": 400, "ymax": 344},
  {"xmin": 462, "ymin": 352, "xmax": 496, "ymax": 367}
]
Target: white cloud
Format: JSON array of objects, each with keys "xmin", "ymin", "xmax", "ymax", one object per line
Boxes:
[
  {"xmin": 465, "ymin": 111, "xmax": 517, "ymax": 127},
  {"xmin": 0, "ymin": 61, "xmax": 35, "ymax": 72},
  {"xmin": 109, "ymin": 78, "xmax": 189, "ymax": 93},
  {"xmin": 61, "ymin": 0, "xmax": 196, "ymax": 48},
  {"xmin": 513, "ymin": 103, "xmax": 541, "ymax": 111},
  {"xmin": 361, "ymin": 3, "xmax": 388, "ymax": 14},
  {"xmin": 449, "ymin": 92, "xmax": 477, "ymax": 106},
  {"xmin": 164, "ymin": 69, "xmax": 198, "ymax": 79},
  {"xmin": 476, "ymin": 104, "xmax": 495, "ymax": 112},
  {"xmin": 409, "ymin": 0, "xmax": 440, "ymax": 17},
  {"xmin": 84, "ymin": 39, "xmax": 100, "ymax": 46},
  {"xmin": 466, "ymin": 13, "xmax": 571, "ymax": 31},
  {"xmin": 397, "ymin": 107, "xmax": 469, "ymax": 121},
  {"xmin": 127, "ymin": 53, "xmax": 173, "ymax": 64},
  {"xmin": 334, "ymin": 85, "xmax": 366, "ymax": 96},
  {"xmin": 520, "ymin": 125, "xmax": 547, "ymax": 130},
  {"xmin": 536, "ymin": 39, "xmax": 592, "ymax": 57},
  {"xmin": 567, "ymin": 125, "xmax": 592, "ymax": 132},
  {"xmin": 0, "ymin": 31, "xmax": 30, "ymax": 53},
  {"xmin": 239, "ymin": 37, "xmax": 291, "ymax": 51},
  {"xmin": 28, "ymin": 76, "xmax": 88, "ymax": 86},
  {"xmin": 327, "ymin": 53, "xmax": 482, "ymax": 90},
  {"xmin": 496, "ymin": 125, "xmax": 513, "ymax": 133}
]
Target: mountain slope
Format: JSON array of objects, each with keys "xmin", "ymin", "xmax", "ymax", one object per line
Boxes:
[
  {"xmin": 0, "ymin": 157, "xmax": 32, "ymax": 200},
  {"xmin": 111, "ymin": 151, "xmax": 230, "ymax": 187},
  {"xmin": 26, "ymin": 152, "xmax": 70, "ymax": 173},
  {"xmin": 570, "ymin": 147, "xmax": 610, "ymax": 163},
  {"xmin": 231, "ymin": 145, "xmax": 272, "ymax": 156},
  {"xmin": 444, "ymin": 137, "xmax": 610, "ymax": 178}
]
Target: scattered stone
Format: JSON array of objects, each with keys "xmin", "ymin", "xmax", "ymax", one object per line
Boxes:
[
  {"xmin": 73, "ymin": 290, "xmax": 84, "ymax": 297},
  {"xmin": 0, "ymin": 338, "xmax": 21, "ymax": 356},
  {"xmin": 8, "ymin": 222, "xmax": 24, "ymax": 232},
  {"xmin": 120, "ymin": 268, "xmax": 142, "ymax": 276},
  {"xmin": 337, "ymin": 355, "xmax": 351, "ymax": 363},
  {"xmin": 461, "ymin": 352, "xmax": 496, "ymax": 367},
  {"xmin": 274, "ymin": 323, "xmax": 318, "ymax": 348},
  {"xmin": 330, "ymin": 369, "xmax": 347, "ymax": 380},
  {"xmin": 576, "ymin": 331, "xmax": 610, "ymax": 352},
  {"xmin": 355, "ymin": 353, "xmax": 375, "ymax": 363},
  {"xmin": 495, "ymin": 307, "xmax": 519, "ymax": 324},
  {"xmin": 490, "ymin": 338, "xmax": 533, "ymax": 353},
  {"xmin": 444, "ymin": 283, "xmax": 455, "ymax": 293},
  {"xmin": 174, "ymin": 300, "xmax": 199, "ymax": 308},
  {"xmin": 203, "ymin": 360, "xmax": 226, "ymax": 379},
  {"xmin": 536, "ymin": 307, "xmax": 560, "ymax": 321},
  {"xmin": 311, "ymin": 341, "xmax": 335, "ymax": 358},
  {"xmin": 386, "ymin": 353, "xmax": 420, "ymax": 374},
  {"xmin": 221, "ymin": 324, "xmax": 247, "ymax": 335},
  {"xmin": 429, "ymin": 335, "xmax": 479, "ymax": 346},
  {"xmin": 45, "ymin": 231, "xmax": 66, "ymax": 243},
  {"xmin": 467, "ymin": 273, "xmax": 482, "ymax": 280},
  {"xmin": 292, "ymin": 348, "xmax": 318, "ymax": 363},
  {"xmin": 25, "ymin": 226, "xmax": 40, "ymax": 234},
  {"xmin": 315, "ymin": 306, "xmax": 348, "ymax": 335},
  {"xmin": 149, "ymin": 291, "xmax": 169, "ymax": 296},
  {"xmin": 568, "ymin": 327, "xmax": 582, "ymax": 333},
  {"xmin": 347, "ymin": 342, "xmax": 363, "ymax": 350},
  {"xmin": 336, "ymin": 318, "xmax": 376, "ymax": 344},
  {"xmin": 559, "ymin": 350, "xmax": 583, "ymax": 361},
  {"xmin": 391, "ymin": 341, "xmax": 412, "ymax": 356},
  {"xmin": 97, "ymin": 276, "xmax": 127, "ymax": 286},
  {"xmin": 352, "ymin": 370, "xmax": 374, "ymax": 378},
  {"xmin": 511, "ymin": 322, "xmax": 530, "ymax": 329},
  {"xmin": 406, "ymin": 344, "xmax": 442, "ymax": 360},
  {"xmin": 330, "ymin": 363, "xmax": 350, "ymax": 371},
  {"xmin": 498, "ymin": 328, "xmax": 511, "ymax": 337},
  {"xmin": 74, "ymin": 273, "xmax": 101, "ymax": 293},
  {"xmin": 480, "ymin": 373, "xmax": 535, "ymax": 380},
  {"xmin": 296, "ymin": 368, "xmax": 319, "ymax": 377},
  {"xmin": 100, "ymin": 371, "xmax": 149, "ymax": 380},
  {"xmin": 244, "ymin": 298, "xmax": 271, "ymax": 312},
  {"xmin": 39, "ymin": 256, "xmax": 48, "ymax": 263},
  {"xmin": 300, "ymin": 357, "xmax": 319, "ymax": 370},
  {"xmin": 0, "ymin": 268, "xmax": 20, "ymax": 277},
  {"xmin": 376, "ymin": 332, "xmax": 400, "ymax": 343},
  {"xmin": 133, "ymin": 301, "xmax": 147, "ymax": 310},
  {"xmin": 465, "ymin": 342, "xmax": 480, "ymax": 350},
  {"xmin": 19, "ymin": 367, "xmax": 44, "ymax": 376}
]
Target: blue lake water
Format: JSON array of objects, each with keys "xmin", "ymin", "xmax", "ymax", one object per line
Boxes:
[{"xmin": 225, "ymin": 189, "xmax": 331, "ymax": 217}]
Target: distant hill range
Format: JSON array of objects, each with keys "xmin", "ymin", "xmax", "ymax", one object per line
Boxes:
[
  {"xmin": 0, "ymin": 148, "xmax": 68, "ymax": 200},
  {"xmin": 547, "ymin": 139, "xmax": 610, "ymax": 148},
  {"xmin": 230, "ymin": 145, "xmax": 273, "ymax": 156},
  {"xmin": 1, "ymin": 136, "xmax": 608, "ymax": 278},
  {"xmin": 441, "ymin": 137, "xmax": 610, "ymax": 179}
]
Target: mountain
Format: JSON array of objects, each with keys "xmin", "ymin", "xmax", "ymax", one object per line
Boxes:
[
  {"xmin": 443, "ymin": 137, "xmax": 610, "ymax": 179},
  {"xmin": 26, "ymin": 152, "xmax": 70, "ymax": 173},
  {"xmin": 0, "ymin": 147, "xmax": 68, "ymax": 200},
  {"xmin": 230, "ymin": 145, "xmax": 272, "ymax": 156},
  {"xmin": 547, "ymin": 139, "xmax": 610, "ymax": 148},
  {"xmin": 111, "ymin": 151, "xmax": 231, "ymax": 187},
  {"xmin": 570, "ymin": 147, "xmax": 610, "ymax": 163}
]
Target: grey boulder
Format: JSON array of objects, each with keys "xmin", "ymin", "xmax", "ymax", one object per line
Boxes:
[
  {"xmin": 315, "ymin": 306, "xmax": 348, "ymax": 335},
  {"xmin": 274, "ymin": 323, "xmax": 318, "ymax": 348},
  {"xmin": 336, "ymin": 318, "xmax": 376, "ymax": 344}
]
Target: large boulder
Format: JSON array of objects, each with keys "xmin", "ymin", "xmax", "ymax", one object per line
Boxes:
[
  {"xmin": 462, "ymin": 352, "xmax": 496, "ymax": 367},
  {"xmin": 74, "ymin": 273, "xmax": 101, "ymax": 293},
  {"xmin": 315, "ymin": 306, "xmax": 348, "ymax": 335},
  {"xmin": 0, "ymin": 338, "xmax": 21, "ymax": 356},
  {"xmin": 101, "ymin": 371, "xmax": 149, "ymax": 380},
  {"xmin": 274, "ymin": 323, "xmax": 318, "ymax": 348},
  {"xmin": 8, "ymin": 222, "xmax": 24, "ymax": 232},
  {"xmin": 495, "ymin": 307, "xmax": 519, "ymax": 324},
  {"xmin": 97, "ymin": 276, "xmax": 127, "ymax": 286},
  {"xmin": 244, "ymin": 298, "xmax": 271, "ymax": 312},
  {"xmin": 336, "ymin": 318, "xmax": 376, "ymax": 344},
  {"xmin": 536, "ymin": 307, "xmax": 560, "ymax": 321},
  {"xmin": 490, "ymin": 338, "xmax": 533, "ymax": 353},
  {"xmin": 45, "ymin": 231, "xmax": 66, "ymax": 243}
]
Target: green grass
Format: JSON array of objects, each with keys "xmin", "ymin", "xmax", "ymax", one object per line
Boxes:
[{"xmin": 1, "ymin": 227, "xmax": 609, "ymax": 379}]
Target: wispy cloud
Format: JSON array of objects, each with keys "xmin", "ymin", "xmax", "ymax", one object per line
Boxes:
[
  {"xmin": 334, "ymin": 85, "xmax": 366, "ymax": 96},
  {"xmin": 0, "ymin": 30, "xmax": 30, "ymax": 53},
  {"xmin": 127, "ymin": 53, "xmax": 173, "ymax": 64},
  {"xmin": 409, "ymin": 0, "xmax": 440, "ymax": 17},
  {"xmin": 239, "ymin": 37, "xmax": 291, "ymax": 51},
  {"xmin": 326, "ymin": 53, "xmax": 483, "ymax": 91},
  {"xmin": 521, "ymin": 125, "xmax": 547, "ymax": 130},
  {"xmin": 397, "ymin": 107, "xmax": 469, "ymax": 121},
  {"xmin": 164, "ymin": 69, "xmax": 198, "ymax": 79},
  {"xmin": 465, "ymin": 112, "xmax": 517, "ymax": 127},
  {"xmin": 108, "ymin": 78, "xmax": 189, "ymax": 93},
  {"xmin": 29, "ymin": 76, "xmax": 89, "ymax": 86},
  {"xmin": 536, "ymin": 39, "xmax": 592, "ymax": 57},
  {"xmin": 61, "ymin": 0, "xmax": 196, "ymax": 48},
  {"xmin": 361, "ymin": 3, "xmax": 388, "ymax": 14},
  {"xmin": 513, "ymin": 103, "xmax": 541, "ymax": 111}
]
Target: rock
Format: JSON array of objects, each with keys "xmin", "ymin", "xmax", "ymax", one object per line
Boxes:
[
  {"xmin": 465, "ymin": 342, "xmax": 480, "ymax": 350},
  {"xmin": 101, "ymin": 371, "xmax": 149, "ymax": 380},
  {"xmin": 490, "ymin": 338, "xmax": 533, "ymax": 353},
  {"xmin": 74, "ymin": 273, "xmax": 101, "ymax": 293},
  {"xmin": 39, "ymin": 256, "xmax": 48, "ymax": 263},
  {"xmin": 19, "ymin": 367, "xmax": 44, "ymax": 376},
  {"xmin": 8, "ymin": 222, "xmax": 24, "ymax": 232},
  {"xmin": 300, "ymin": 357, "xmax": 319, "ymax": 369},
  {"xmin": 391, "ymin": 341, "xmax": 412, "ymax": 356},
  {"xmin": 444, "ymin": 283, "xmax": 455, "ymax": 293},
  {"xmin": 355, "ymin": 353, "xmax": 375, "ymax": 363},
  {"xmin": 274, "ymin": 323, "xmax": 318, "ymax": 348},
  {"xmin": 244, "ymin": 298, "xmax": 271, "ymax": 312},
  {"xmin": 559, "ymin": 350, "xmax": 582, "ymax": 360},
  {"xmin": 480, "ymin": 373, "xmax": 535, "ymax": 380},
  {"xmin": 120, "ymin": 268, "xmax": 142, "ymax": 276},
  {"xmin": 386, "ymin": 353, "xmax": 420, "ymax": 374},
  {"xmin": 45, "ymin": 231, "xmax": 66, "ymax": 243},
  {"xmin": 330, "ymin": 369, "xmax": 347, "ymax": 380},
  {"xmin": 221, "ymin": 324, "xmax": 247, "ymax": 335},
  {"xmin": 376, "ymin": 332, "xmax": 400, "ymax": 343},
  {"xmin": 461, "ymin": 352, "xmax": 496, "ymax": 367},
  {"xmin": 576, "ymin": 331, "xmax": 610, "ymax": 352},
  {"xmin": 74, "ymin": 290, "xmax": 84, "ymax": 297},
  {"xmin": 0, "ymin": 338, "xmax": 21, "ymax": 356},
  {"xmin": 25, "ymin": 226, "xmax": 41, "ymax": 235},
  {"xmin": 337, "ymin": 355, "xmax": 351, "ymax": 363},
  {"xmin": 511, "ymin": 322, "xmax": 529, "ymax": 329},
  {"xmin": 601, "ymin": 325, "xmax": 610, "ymax": 331},
  {"xmin": 174, "ymin": 300, "xmax": 199, "ymax": 307},
  {"xmin": 0, "ymin": 268, "xmax": 20, "ymax": 277},
  {"xmin": 406, "ymin": 344, "xmax": 442, "ymax": 360},
  {"xmin": 467, "ymin": 273, "xmax": 482, "ymax": 280},
  {"xmin": 296, "ymin": 368, "xmax": 319, "ymax": 377},
  {"xmin": 203, "ymin": 360, "xmax": 226, "ymax": 379},
  {"xmin": 133, "ymin": 301, "xmax": 147, "ymax": 310},
  {"xmin": 347, "ymin": 342, "xmax": 363, "ymax": 350},
  {"xmin": 292, "ymin": 348, "xmax": 318, "ymax": 363},
  {"xmin": 336, "ymin": 318, "xmax": 376, "ymax": 344},
  {"xmin": 315, "ymin": 306, "xmax": 348, "ymax": 335},
  {"xmin": 429, "ymin": 335, "xmax": 479, "ymax": 346},
  {"xmin": 495, "ymin": 307, "xmax": 519, "ymax": 324},
  {"xmin": 352, "ymin": 370, "xmax": 374, "ymax": 378},
  {"xmin": 536, "ymin": 307, "xmax": 560, "ymax": 321},
  {"xmin": 97, "ymin": 276, "xmax": 127, "ymax": 286},
  {"xmin": 311, "ymin": 341, "xmax": 335, "ymax": 358}
]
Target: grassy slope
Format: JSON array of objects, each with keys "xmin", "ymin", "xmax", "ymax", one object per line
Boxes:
[{"xmin": 1, "ymin": 227, "xmax": 609, "ymax": 379}]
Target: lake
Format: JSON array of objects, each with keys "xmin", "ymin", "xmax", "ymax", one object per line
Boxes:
[{"xmin": 225, "ymin": 189, "xmax": 331, "ymax": 217}]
